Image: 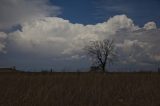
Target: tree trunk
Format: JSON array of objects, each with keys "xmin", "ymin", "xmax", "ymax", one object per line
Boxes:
[{"xmin": 102, "ymin": 64, "xmax": 106, "ymax": 72}]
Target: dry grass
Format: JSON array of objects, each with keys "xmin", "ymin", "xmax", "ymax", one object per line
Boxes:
[{"xmin": 0, "ymin": 72, "xmax": 160, "ymax": 106}]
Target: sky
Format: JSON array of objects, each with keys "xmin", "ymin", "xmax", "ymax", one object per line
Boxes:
[
  {"xmin": 0, "ymin": 0, "xmax": 160, "ymax": 71},
  {"xmin": 50, "ymin": 0, "xmax": 160, "ymax": 26}
]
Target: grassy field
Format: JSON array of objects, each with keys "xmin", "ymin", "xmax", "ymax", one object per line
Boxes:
[{"xmin": 0, "ymin": 72, "xmax": 160, "ymax": 106}]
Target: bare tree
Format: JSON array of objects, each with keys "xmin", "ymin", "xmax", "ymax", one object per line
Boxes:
[{"xmin": 84, "ymin": 39, "xmax": 116, "ymax": 72}]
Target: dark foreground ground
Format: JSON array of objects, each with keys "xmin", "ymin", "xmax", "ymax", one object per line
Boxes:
[{"xmin": 0, "ymin": 72, "xmax": 160, "ymax": 106}]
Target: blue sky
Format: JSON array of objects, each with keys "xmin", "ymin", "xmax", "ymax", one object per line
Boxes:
[
  {"xmin": 50, "ymin": 0, "xmax": 160, "ymax": 26},
  {"xmin": 0, "ymin": 0, "xmax": 160, "ymax": 71}
]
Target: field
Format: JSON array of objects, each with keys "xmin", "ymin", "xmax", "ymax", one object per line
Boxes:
[{"xmin": 0, "ymin": 72, "xmax": 160, "ymax": 106}]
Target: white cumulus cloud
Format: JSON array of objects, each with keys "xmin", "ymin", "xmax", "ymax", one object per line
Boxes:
[
  {"xmin": 0, "ymin": 32, "xmax": 7, "ymax": 53},
  {"xmin": 1, "ymin": 14, "xmax": 160, "ymax": 69},
  {"xmin": 144, "ymin": 22, "xmax": 157, "ymax": 30}
]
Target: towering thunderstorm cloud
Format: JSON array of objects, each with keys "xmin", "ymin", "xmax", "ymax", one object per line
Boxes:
[{"xmin": 0, "ymin": 0, "xmax": 159, "ymax": 70}]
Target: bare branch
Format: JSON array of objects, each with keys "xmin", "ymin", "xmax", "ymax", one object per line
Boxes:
[{"xmin": 84, "ymin": 39, "xmax": 116, "ymax": 72}]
